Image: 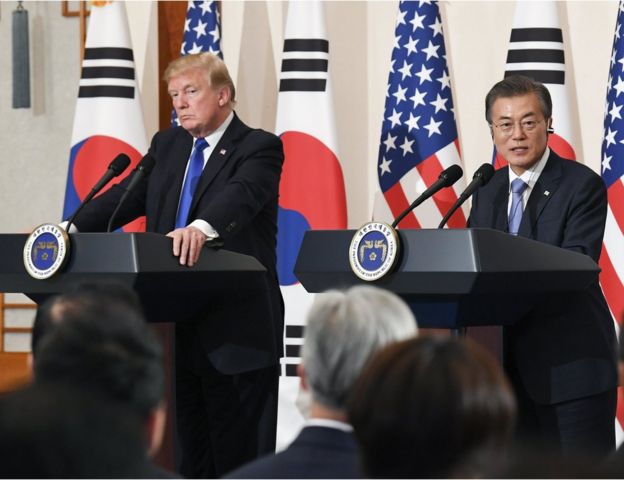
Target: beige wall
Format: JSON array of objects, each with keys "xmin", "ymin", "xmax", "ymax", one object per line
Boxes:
[{"xmin": 0, "ymin": 0, "xmax": 618, "ymax": 232}]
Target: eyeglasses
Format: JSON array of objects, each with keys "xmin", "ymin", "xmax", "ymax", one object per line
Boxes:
[{"xmin": 490, "ymin": 119, "xmax": 544, "ymax": 136}]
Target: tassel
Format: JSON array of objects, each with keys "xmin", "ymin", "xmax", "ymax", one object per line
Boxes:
[{"xmin": 12, "ymin": 1, "xmax": 30, "ymax": 109}]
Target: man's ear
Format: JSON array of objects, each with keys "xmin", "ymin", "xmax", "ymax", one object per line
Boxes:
[
  {"xmin": 144, "ymin": 403, "xmax": 167, "ymax": 458},
  {"xmin": 297, "ymin": 363, "xmax": 309, "ymax": 391},
  {"xmin": 218, "ymin": 86, "xmax": 231, "ymax": 107}
]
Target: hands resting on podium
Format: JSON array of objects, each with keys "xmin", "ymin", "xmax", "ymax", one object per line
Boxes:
[
  {"xmin": 59, "ymin": 221, "xmax": 212, "ymax": 268},
  {"xmin": 167, "ymin": 225, "xmax": 208, "ymax": 267}
]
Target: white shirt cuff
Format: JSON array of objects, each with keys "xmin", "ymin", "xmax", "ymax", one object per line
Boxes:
[{"xmin": 188, "ymin": 219, "xmax": 220, "ymax": 239}]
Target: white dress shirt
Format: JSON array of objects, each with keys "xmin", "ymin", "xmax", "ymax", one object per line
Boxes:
[{"xmin": 507, "ymin": 146, "xmax": 549, "ymax": 215}]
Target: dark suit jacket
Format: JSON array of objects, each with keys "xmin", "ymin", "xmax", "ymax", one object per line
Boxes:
[
  {"xmin": 73, "ymin": 114, "xmax": 284, "ymax": 375},
  {"xmin": 224, "ymin": 425, "xmax": 362, "ymax": 479},
  {"xmin": 468, "ymin": 150, "xmax": 617, "ymax": 405}
]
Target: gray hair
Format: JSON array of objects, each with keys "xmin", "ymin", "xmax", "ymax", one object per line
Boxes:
[{"xmin": 302, "ymin": 286, "xmax": 417, "ymax": 410}]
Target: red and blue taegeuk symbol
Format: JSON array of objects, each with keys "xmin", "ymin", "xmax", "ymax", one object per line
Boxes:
[
  {"xmin": 277, "ymin": 131, "xmax": 347, "ymax": 286},
  {"xmin": 63, "ymin": 135, "xmax": 145, "ymax": 231}
]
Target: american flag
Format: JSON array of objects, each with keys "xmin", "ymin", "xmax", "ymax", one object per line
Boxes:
[
  {"xmin": 376, "ymin": 0, "xmax": 465, "ymax": 229},
  {"xmin": 601, "ymin": 0, "xmax": 624, "ymax": 432},
  {"xmin": 181, "ymin": 0, "xmax": 221, "ymax": 57},
  {"xmin": 173, "ymin": 0, "xmax": 222, "ymax": 125}
]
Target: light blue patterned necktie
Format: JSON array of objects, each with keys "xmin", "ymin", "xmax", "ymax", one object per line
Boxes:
[
  {"xmin": 508, "ymin": 178, "xmax": 528, "ymax": 235},
  {"xmin": 175, "ymin": 138, "xmax": 209, "ymax": 229}
]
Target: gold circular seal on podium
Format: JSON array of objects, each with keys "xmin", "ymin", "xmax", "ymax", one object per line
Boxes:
[
  {"xmin": 23, "ymin": 223, "xmax": 70, "ymax": 279},
  {"xmin": 349, "ymin": 222, "xmax": 400, "ymax": 281}
]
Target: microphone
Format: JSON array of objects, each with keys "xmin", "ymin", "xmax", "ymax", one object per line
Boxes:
[
  {"xmin": 65, "ymin": 154, "xmax": 131, "ymax": 232},
  {"xmin": 437, "ymin": 163, "xmax": 495, "ymax": 229},
  {"xmin": 106, "ymin": 156, "xmax": 156, "ymax": 232},
  {"xmin": 391, "ymin": 164, "xmax": 463, "ymax": 228}
]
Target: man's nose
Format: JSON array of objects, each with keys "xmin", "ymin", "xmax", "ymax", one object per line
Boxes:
[
  {"xmin": 511, "ymin": 123, "xmax": 527, "ymax": 140},
  {"xmin": 174, "ymin": 95, "xmax": 187, "ymax": 109}
]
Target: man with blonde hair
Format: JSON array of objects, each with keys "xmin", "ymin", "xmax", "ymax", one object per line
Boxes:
[{"xmin": 68, "ymin": 52, "xmax": 284, "ymax": 477}]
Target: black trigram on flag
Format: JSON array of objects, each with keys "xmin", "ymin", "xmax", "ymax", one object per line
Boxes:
[
  {"xmin": 504, "ymin": 28, "xmax": 565, "ymax": 85},
  {"xmin": 279, "ymin": 39, "xmax": 329, "ymax": 92},
  {"xmin": 79, "ymin": 47, "xmax": 136, "ymax": 99},
  {"xmin": 281, "ymin": 324, "xmax": 305, "ymax": 377}
]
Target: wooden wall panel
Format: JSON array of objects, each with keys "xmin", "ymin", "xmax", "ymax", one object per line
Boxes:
[
  {"xmin": 158, "ymin": 2, "xmax": 187, "ymax": 130},
  {"xmin": 0, "ymin": 352, "xmax": 30, "ymax": 393}
]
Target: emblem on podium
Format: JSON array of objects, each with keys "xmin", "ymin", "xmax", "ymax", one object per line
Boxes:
[
  {"xmin": 349, "ymin": 222, "xmax": 400, "ymax": 281},
  {"xmin": 23, "ymin": 223, "xmax": 70, "ymax": 279}
]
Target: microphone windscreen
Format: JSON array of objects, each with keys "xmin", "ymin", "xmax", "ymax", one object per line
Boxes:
[
  {"xmin": 440, "ymin": 164, "xmax": 463, "ymax": 187},
  {"xmin": 109, "ymin": 153, "xmax": 131, "ymax": 176},
  {"xmin": 138, "ymin": 155, "xmax": 156, "ymax": 174},
  {"xmin": 473, "ymin": 163, "xmax": 495, "ymax": 186}
]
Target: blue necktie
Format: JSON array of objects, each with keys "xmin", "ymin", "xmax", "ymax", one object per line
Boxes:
[
  {"xmin": 508, "ymin": 178, "xmax": 528, "ymax": 235},
  {"xmin": 175, "ymin": 138, "xmax": 209, "ymax": 229}
]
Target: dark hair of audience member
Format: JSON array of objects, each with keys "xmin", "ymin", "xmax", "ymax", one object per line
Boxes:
[
  {"xmin": 348, "ymin": 336, "xmax": 517, "ymax": 478},
  {"xmin": 0, "ymin": 383, "xmax": 149, "ymax": 478},
  {"xmin": 33, "ymin": 288, "xmax": 163, "ymax": 420},
  {"xmin": 31, "ymin": 281, "xmax": 144, "ymax": 357}
]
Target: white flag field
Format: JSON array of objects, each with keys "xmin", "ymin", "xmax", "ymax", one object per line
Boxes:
[
  {"xmin": 62, "ymin": 1, "xmax": 148, "ymax": 232},
  {"xmin": 274, "ymin": 0, "xmax": 347, "ymax": 449}
]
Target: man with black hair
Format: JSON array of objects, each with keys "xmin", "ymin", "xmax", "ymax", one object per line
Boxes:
[
  {"xmin": 32, "ymin": 283, "xmax": 172, "ymax": 474},
  {"xmin": 469, "ymin": 75, "xmax": 617, "ymax": 456},
  {"xmin": 31, "ymin": 281, "xmax": 143, "ymax": 358}
]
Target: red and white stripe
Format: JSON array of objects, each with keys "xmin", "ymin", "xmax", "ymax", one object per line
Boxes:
[{"xmin": 379, "ymin": 141, "xmax": 466, "ymax": 229}]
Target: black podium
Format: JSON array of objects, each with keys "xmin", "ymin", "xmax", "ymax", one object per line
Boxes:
[
  {"xmin": 1, "ymin": 232, "xmax": 271, "ymax": 471},
  {"xmin": 294, "ymin": 228, "xmax": 600, "ymax": 328},
  {"xmin": 0, "ymin": 232, "xmax": 267, "ymax": 323}
]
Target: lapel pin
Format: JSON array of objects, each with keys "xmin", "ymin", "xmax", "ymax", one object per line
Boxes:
[
  {"xmin": 544, "ymin": 190, "xmax": 550, "ymax": 196},
  {"xmin": 220, "ymin": 149, "xmax": 227, "ymax": 155}
]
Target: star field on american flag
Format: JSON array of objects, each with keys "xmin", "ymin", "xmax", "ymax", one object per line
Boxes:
[
  {"xmin": 377, "ymin": 0, "xmax": 465, "ymax": 229},
  {"xmin": 173, "ymin": 1, "xmax": 222, "ymax": 126},
  {"xmin": 181, "ymin": 0, "xmax": 222, "ymax": 57},
  {"xmin": 600, "ymin": 1, "xmax": 624, "ymax": 349},
  {"xmin": 603, "ymin": 3, "xmax": 624, "ymax": 188}
]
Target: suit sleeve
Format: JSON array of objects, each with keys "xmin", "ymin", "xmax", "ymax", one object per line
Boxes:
[
  {"xmin": 559, "ymin": 171, "xmax": 607, "ymax": 262},
  {"xmin": 194, "ymin": 132, "xmax": 284, "ymax": 239},
  {"xmin": 466, "ymin": 190, "xmax": 480, "ymax": 228}
]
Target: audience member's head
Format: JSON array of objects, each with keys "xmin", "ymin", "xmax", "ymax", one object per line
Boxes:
[
  {"xmin": 299, "ymin": 286, "xmax": 417, "ymax": 419},
  {"xmin": 32, "ymin": 283, "xmax": 165, "ymax": 457},
  {"xmin": 348, "ymin": 336, "xmax": 517, "ymax": 478},
  {"xmin": 31, "ymin": 281, "xmax": 144, "ymax": 357},
  {"xmin": 0, "ymin": 383, "xmax": 150, "ymax": 478}
]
